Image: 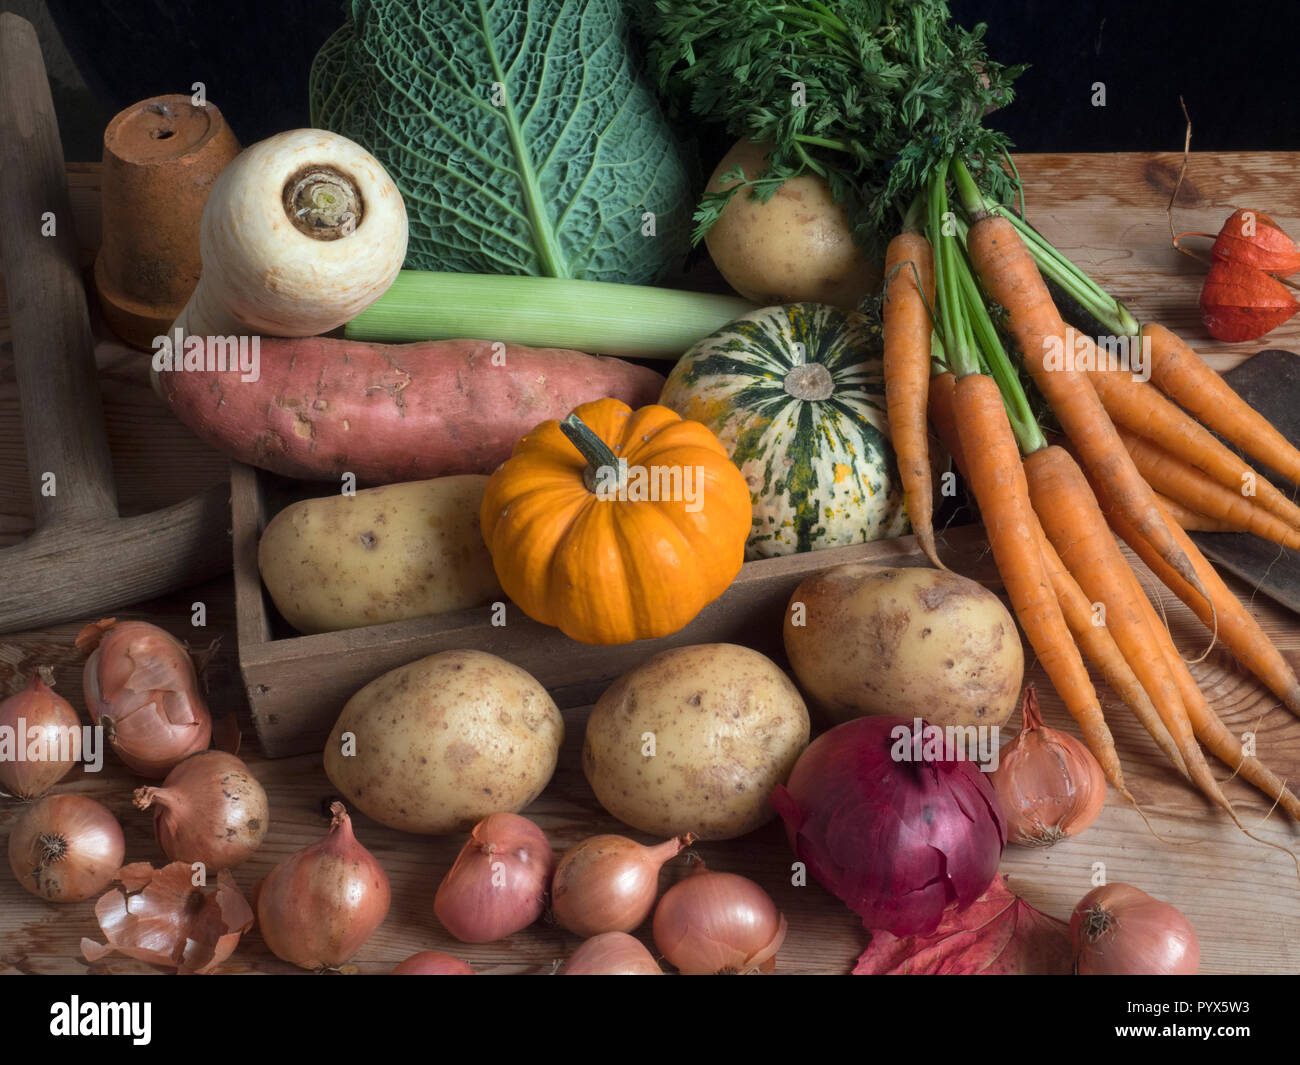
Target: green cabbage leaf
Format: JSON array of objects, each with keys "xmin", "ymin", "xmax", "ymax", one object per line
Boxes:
[{"xmin": 310, "ymin": 0, "xmax": 694, "ymax": 283}]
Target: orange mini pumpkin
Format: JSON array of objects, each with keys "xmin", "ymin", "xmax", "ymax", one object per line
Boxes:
[{"xmin": 480, "ymin": 399, "xmax": 752, "ymax": 645}]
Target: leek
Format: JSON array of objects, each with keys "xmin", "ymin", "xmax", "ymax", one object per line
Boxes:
[{"xmin": 345, "ymin": 271, "xmax": 756, "ymax": 360}]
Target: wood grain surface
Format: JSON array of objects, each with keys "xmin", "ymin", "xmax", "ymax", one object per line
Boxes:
[{"xmin": 2, "ymin": 155, "xmax": 1299, "ymax": 975}]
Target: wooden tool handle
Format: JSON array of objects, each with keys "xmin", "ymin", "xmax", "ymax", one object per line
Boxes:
[{"xmin": 0, "ymin": 13, "xmax": 117, "ymax": 525}]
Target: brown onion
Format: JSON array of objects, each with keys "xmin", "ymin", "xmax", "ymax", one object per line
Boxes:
[
  {"xmin": 0, "ymin": 671, "xmax": 81, "ymax": 799},
  {"xmin": 256, "ymin": 801, "xmax": 390, "ymax": 970},
  {"xmin": 435, "ymin": 813, "xmax": 553, "ymax": 943},
  {"xmin": 78, "ymin": 618, "xmax": 211, "ymax": 778},
  {"xmin": 133, "ymin": 750, "xmax": 268, "ymax": 871},
  {"xmin": 652, "ymin": 861, "xmax": 787, "ymax": 974},
  {"xmin": 8, "ymin": 794, "xmax": 125, "ymax": 902},
  {"xmin": 1071, "ymin": 883, "xmax": 1200, "ymax": 975},
  {"xmin": 560, "ymin": 932, "xmax": 663, "ymax": 975},
  {"xmin": 990, "ymin": 687, "xmax": 1106, "ymax": 846},
  {"xmin": 391, "ymin": 951, "xmax": 475, "ymax": 975},
  {"xmin": 552, "ymin": 832, "xmax": 694, "ymax": 937}
]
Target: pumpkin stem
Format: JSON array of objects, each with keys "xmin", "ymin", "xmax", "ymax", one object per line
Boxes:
[{"xmin": 560, "ymin": 413, "xmax": 623, "ymax": 496}]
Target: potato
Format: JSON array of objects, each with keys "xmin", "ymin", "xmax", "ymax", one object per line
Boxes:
[
  {"xmin": 583, "ymin": 644, "xmax": 809, "ymax": 840},
  {"xmin": 784, "ymin": 563, "xmax": 1023, "ymax": 729},
  {"xmin": 703, "ymin": 138, "xmax": 882, "ymax": 309},
  {"xmin": 324, "ymin": 650, "xmax": 563, "ymax": 835},
  {"xmin": 258, "ymin": 476, "xmax": 501, "ymax": 634}
]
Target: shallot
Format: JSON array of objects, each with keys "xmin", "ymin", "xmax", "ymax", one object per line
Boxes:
[
  {"xmin": 8, "ymin": 794, "xmax": 125, "ymax": 902},
  {"xmin": 560, "ymin": 932, "xmax": 663, "ymax": 975},
  {"xmin": 552, "ymin": 832, "xmax": 694, "ymax": 937},
  {"xmin": 78, "ymin": 618, "xmax": 211, "ymax": 777},
  {"xmin": 652, "ymin": 861, "xmax": 786, "ymax": 974},
  {"xmin": 1071, "ymin": 883, "xmax": 1199, "ymax": 975},
  {"xmin": 133, "ymin": 750, "xmax": 269, "ymax": 870},
  {"xmin": 256, "ymin": 801, "xmax": 390, "ymax": 970},
  {"xmin": 990, "ymin": 687, "xmax": 1106, "ymax": 846},
  {"xmin": 391, "ymin": 951, "xmax": 475, "ymax": 975},
  {"xmin": 435, "ymin": 813, "xmax": 553, "ymax": 943},
  {"xmin": 0, "ymin": 671, "xmax": 81, "ymax": 798}
]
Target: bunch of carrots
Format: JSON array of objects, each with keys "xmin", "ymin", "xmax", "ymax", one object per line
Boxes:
[{"xmin": 882, "ymin": 156, "xmax": 1300, "ymax": 843}]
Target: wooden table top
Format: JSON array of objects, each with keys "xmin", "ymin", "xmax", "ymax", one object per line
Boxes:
[{"xmin": 2, "ymin": 153, "xmax": 1300, "ymax": 975}]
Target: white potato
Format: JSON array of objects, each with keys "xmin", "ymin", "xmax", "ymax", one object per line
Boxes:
[
  {"xmin": 704, "ymin": 138, "xmax": 882, "ymax": 309},
  {"xmin": 784, "ymin": 563, "xmax": 1023, "ymax": 729},
  {"xmin": 324, "ymin": 650, "xmax": 563, "ymax": 835},
  {"xmin": 583, "ymin": 644, "xmax": 809, "ymax": 840},
  {"xmin": 258, "ymin": 475, "xmax": 500, "ymax": 634}
]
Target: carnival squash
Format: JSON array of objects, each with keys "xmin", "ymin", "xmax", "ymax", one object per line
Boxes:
[
  {"xmin": 659, "ymin": 303, "xmax": 908, "ymax": 558},
  {"xmin": 479, "ymin": 399, "xmax": 752, "ymax": 645}
]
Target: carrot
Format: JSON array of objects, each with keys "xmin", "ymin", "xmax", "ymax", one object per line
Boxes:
[
  {"xmin": 884, "ymin": 233, "xmax": 943, "ymax": 568},
  {"xmin": 1117, "ymin": 428, "xmax": 1300, "ymax": 550},
  {"xmin": 1032, "ymin": 521, "xmax": 1190, "ymax": 780},
  {"xmin": 931, "ymin": 373, "xmax": 1191, "ymax": 777},
  {"xmin": 1114, "ymin": 536, "xmax": 1300, "ymax": 824},
  {"xmin": 1089, "ymin": 365, "xmax": 1300, "ymax": 530},
  {"xmin": 964, "ymin": 215, "xmax": 1212, "ymax": 610},
  {"xmin": 927, "ymin": 370, "xmax": 966, "ymax": 473},
  {"xmin": 953, "ymin": 374, "xmax": 1129, "ymax": 793},
  {"xmin": 1146, "ymin": 323, "xmax": 1300, "ymax": 486},
  {"xmin": 1099, "ymin": 491, "xmax": 1300, "ymax": 718},
  {"xmin": 1024, "ymin": 444, "xmax": 1232, "ymax": 813},
  {"xmin": 1152, "ymin": 492, "xmax": 1238, "ymax": 533},
  {"xmin": 1147, "ymin": 603, "xmax": 1300, "ymax": 821}
]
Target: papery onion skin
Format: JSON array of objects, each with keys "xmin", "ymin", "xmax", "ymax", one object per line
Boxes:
[
  {"xmin": 78, "ymin": 618, "xmax": 212, "ymax": 778},
  {"xmin": 391, "ymin": 951, "xmax": 475, "ymax": 975},
  {"xmin": 256, "ymin": 801, "xmax": 390, "ymax": 970},
  {"xmin": 991, "ymin": 688, "xmax": 1106, "ymax": 846},
  {"xmin": 771, "ymin": 715, "xmax": 1005, "ymax": 937},
  {"xmin": 1071, "ymin": 883, "xmax": 1200, "ymax": 975},
  {"xmin": 652, "ymin": 863, "xmax": 787, "ymax": 975},
  {"xmin": 435, "ymin": 813, "xmax": 554, "ymax": 943},
  {"xmin": 0, "ymin": 672, "xmax": 81, "ymax": 799},
  {"xmin": 560, "ymin": 932, "xmax": 663, "ymax": 975},
  {"xmin": 8, "ymin": 794, "xmax": 125, "ymax": 902},
  {"xmin": 134, "ymin": 750, "xmax": 269, "ymax": 871},
  {"xmin": 552, "ymin": 832, "xmax": 694, "ymax": 937},
  {"xmin": 82, "ymin": 861, "xmax": 254, "ymax": 974}
]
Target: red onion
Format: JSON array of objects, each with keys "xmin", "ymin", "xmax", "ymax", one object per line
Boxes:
[
  {"xmin": 770, "ymin": 715, "xmax": 1005, "ymax": 936},
  {"xmin": 560, "ymin": 932, "xmax": 663, "ymax": 975},
  {"xmin": 8, "ymin": 794, "xmax": 125, "ymax": 902},
  {"xmin": 435, "ymin": 813, "xmax": 553, "ymax": 943},
  {"xmin": 1071, "ymin": 883, "xmax": 1200, "ymax": 975},
  {"xmin": 133, "ymin": 750, "xmax": 268, "ymax": 871},
  {"xmin": 256, "ymin": 802, "xmax": 390, "ymax": 970},
  {"xmin": 391, "ymin": 951, "xmax": 475, "ymax": 975},
  {"xmin": 0, "ymin": 671, "xmax": 81, "ymax": 798},
  {"xmin": 652, "ymin": 861, "xmax": 787, "ymax": 974},
  {"xmin": 552, "ymin": 832, "xmax": 694, "ymax": 937},
  {"xmin": 78, "ymin": 618, "xmax": 211, "ymax": 777}
]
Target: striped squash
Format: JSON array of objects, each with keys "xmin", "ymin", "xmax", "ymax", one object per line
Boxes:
[{"xmin": 660, "ymin": 302, "xmax": 908, "ymax": 558}]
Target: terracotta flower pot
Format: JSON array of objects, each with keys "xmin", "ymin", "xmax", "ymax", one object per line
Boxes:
[{"xmin": 94, "ymin": 94, "xmax": 240, "ymax": 351}]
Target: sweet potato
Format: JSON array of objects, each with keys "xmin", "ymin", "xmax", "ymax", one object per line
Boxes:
[{"xmin": 156, "ymin": 336, "xmax": 665, "ymax": 483}]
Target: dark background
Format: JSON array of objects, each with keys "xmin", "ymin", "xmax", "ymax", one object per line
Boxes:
[{"xmin": 8, "ymin": 0, "xmax": 1295, "ymax": 160}]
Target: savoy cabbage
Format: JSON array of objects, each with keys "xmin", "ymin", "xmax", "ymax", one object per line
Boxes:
[{"xmin": 309, "ymin": 0, "xmax": 694, "ymax": 283}]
